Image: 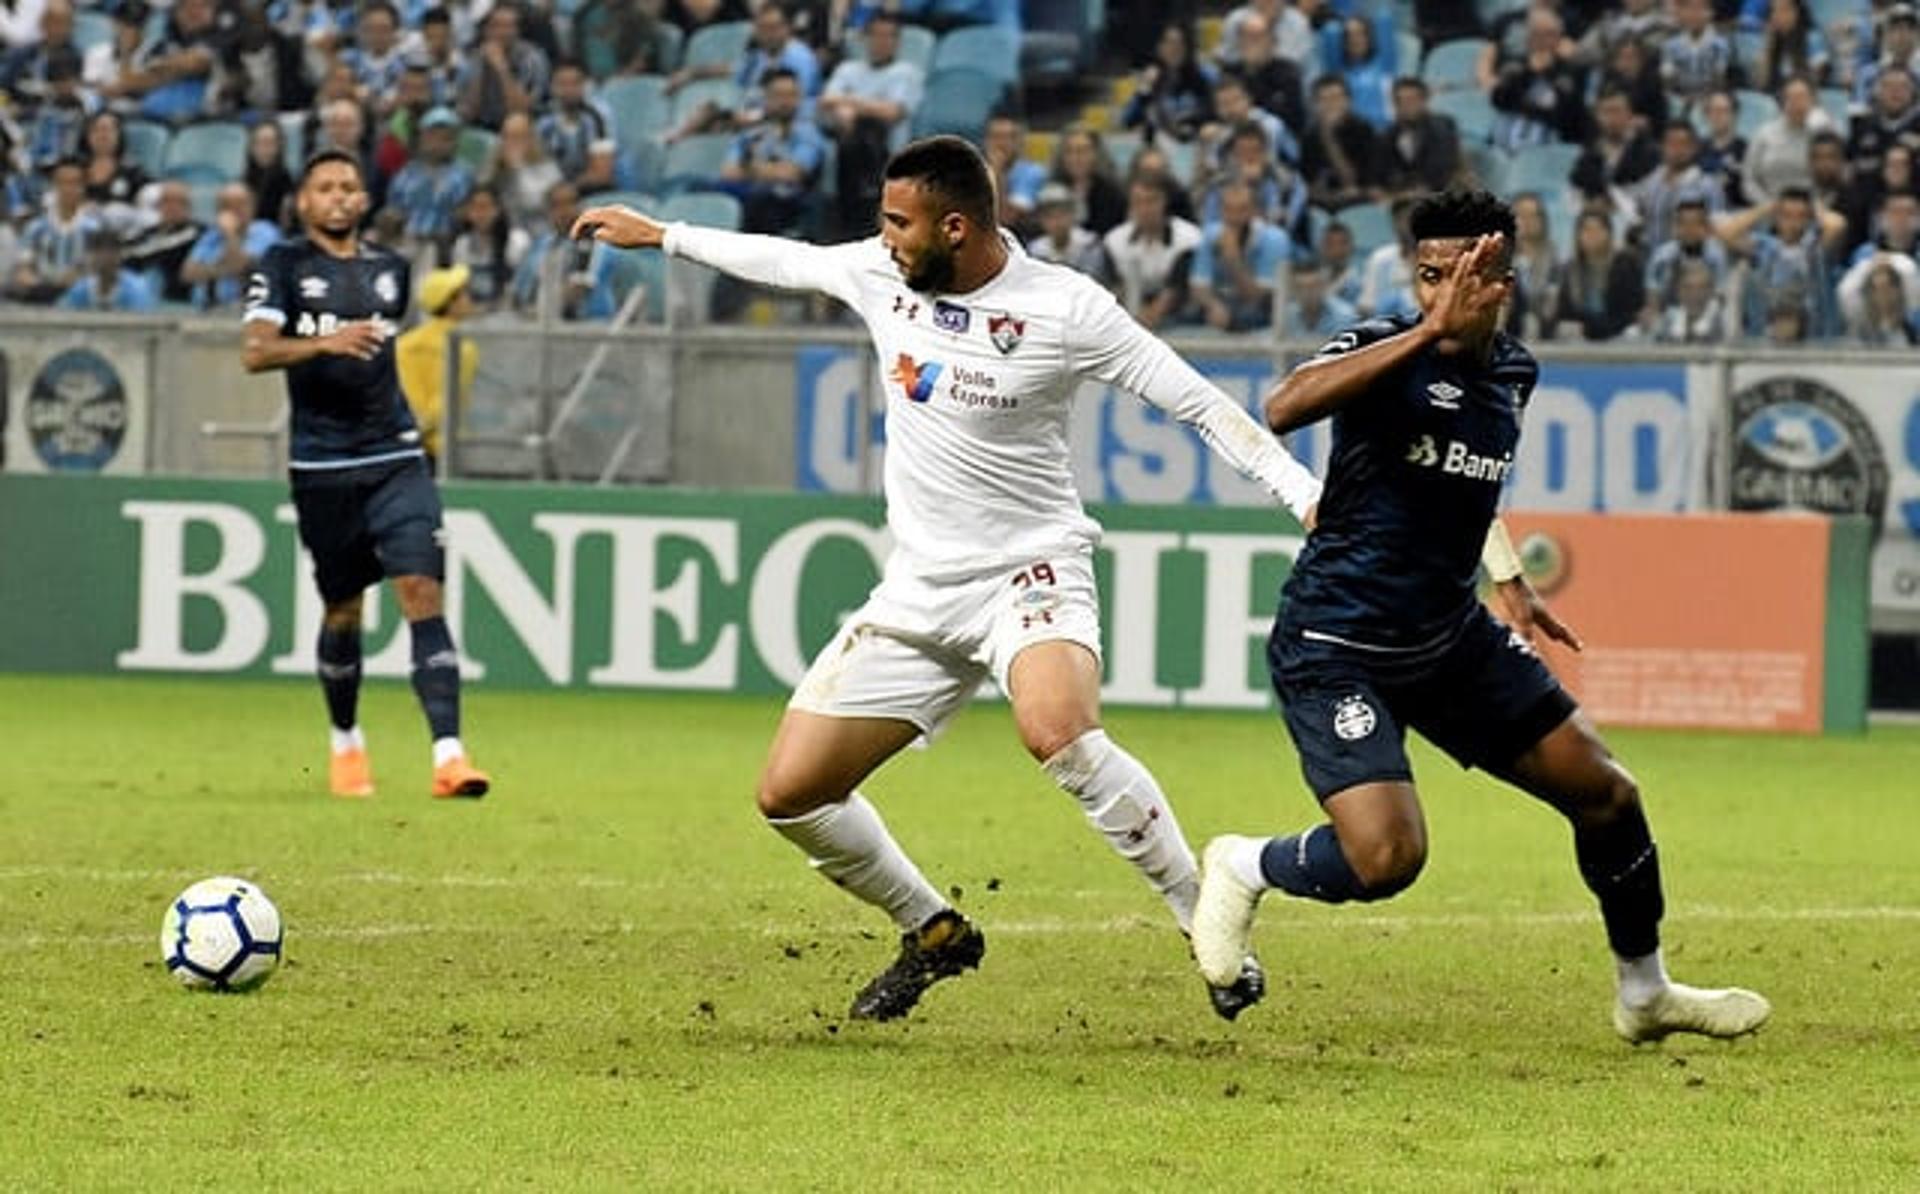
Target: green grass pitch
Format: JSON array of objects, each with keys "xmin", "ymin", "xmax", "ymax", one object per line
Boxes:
[{"xmin": 4, "ymin": 674, "xmax": 1918, "ymax": 1189}]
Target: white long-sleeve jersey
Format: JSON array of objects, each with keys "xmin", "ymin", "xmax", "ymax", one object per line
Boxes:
[{"xmin": 664, "ymin": 223, "xmax": 1322, "ymax": 577}]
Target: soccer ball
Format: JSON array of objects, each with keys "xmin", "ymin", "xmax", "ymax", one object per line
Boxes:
[{"xmin": 160, "ymin": 876, "xmax": 284, "ymax": 992}]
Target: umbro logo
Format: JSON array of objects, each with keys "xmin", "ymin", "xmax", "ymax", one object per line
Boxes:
[
  {"xmin": 299, "ymin": 276, "xmax": 329, "ymax": 298},
  {"xmin": 1426, "ymin": 380, "xmax": 1463, "ymax": 409}
]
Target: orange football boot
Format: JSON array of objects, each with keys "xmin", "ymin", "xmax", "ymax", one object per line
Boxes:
[
  {"xmin": 329, "ymin": 748, "xmax": 375, "ymax": 798},
  {"xmin": 432, "ymin": 756, "xmax": 491, "ymax": 799}
]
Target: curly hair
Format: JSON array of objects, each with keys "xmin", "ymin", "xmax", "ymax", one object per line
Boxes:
[{"xmin": 1408, "ymin": 188, "xmax": 1516, "ymax": 248}]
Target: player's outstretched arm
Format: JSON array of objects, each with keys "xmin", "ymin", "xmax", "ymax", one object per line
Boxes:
[
  {"xmin": 1483, "ymin": 519, "xmax": 1584, "ymax": 651},
  {"xmin": 241, "ymin": 319, "xmax": 386, "ymax": 373},
  {"xmin": 571, "ymin": 203, "xmax": 860, "ymax": 304}
]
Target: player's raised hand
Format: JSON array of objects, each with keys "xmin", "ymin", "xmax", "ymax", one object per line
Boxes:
[
  {"xmin": 325, "ymin": 320, "xmax": 387, "ymax": 361},
  {"xmin": 571, "ymin": 204, "xmax": 667, "ymax": 249},
  {"xmin": 1425, "ymin": 233, "xmax": 1509, "ymax": 341}
]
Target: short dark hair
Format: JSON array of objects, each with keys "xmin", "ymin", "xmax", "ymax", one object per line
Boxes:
[
  {"xmin": 1810, "ymin": 129, "xmax": 1845, "ymax": 151},
  {"xmin": 301, "ymin": 147, "xmax": 364, "ymax": 186},
  {"xmin": 1662, "ymin": 117, "xmax": 1698, "ymax": 138},
  {"xmin": 1393, "ymin": 75, "xmax": 1427, "ymax": 94},
  {"xmin": 760, "ymin": 65, "xmax": 799, "ymax": 88},
  {"xmin": 421, "ymin": 5, "xmax": 450, "ymax": 24},
  {"xmin": 361, "ymin": 0, "xmax": 398, "ymax": 23},
  {"xmin": 1408, "ymin": 188, "xmax": 1516, "ymax": 246},
  {"xmin": 866, "ymin": 11, "xmax": 901, "ymax": 31},
  {"xmin": 1675, "ymin": 197, "xmax": 1710, "ymax": 215},
  {"xmin": 1777, "ymin": 185, "xmax": 1814, "ymax": 206},
  {"xmin": 884, "ymin": 135, "xmax": 997, "ymax": 230},
  {"xmin": 1312, "ymin": 74, "xmax": 1350, "ymax": 96}
]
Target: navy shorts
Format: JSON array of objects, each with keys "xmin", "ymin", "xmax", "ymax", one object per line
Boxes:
[
  {"xmin": 1270, "ymin": 605, "xmax": 1578, "ymax": 800},
  {"xmin": 289, "ymin": 456, "xmax": 445, "ymax": 605}
]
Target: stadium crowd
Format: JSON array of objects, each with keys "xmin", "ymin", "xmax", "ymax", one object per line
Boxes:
[{"xmin": 0, "ymin": 0, "xmax": 1914, "ymax": 344}]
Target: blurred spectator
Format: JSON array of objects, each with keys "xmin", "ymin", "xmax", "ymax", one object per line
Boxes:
[
  {"xmin": 1357, "ymin": 197, "xmax": 1416, "ymax": 318},
  {"xmin": 734, "ymin": 4, "xmax": 820, "ymax": 119},
  {"xmin": 1848, "ymin": 142, "xmax": 1916, "ymax": 243},
  {"xmin": 10, "ymin": 157, "xmax": 96, "ymax": 301},
  {"xmin": 1507, "ymin": 191, "xmax": 1562, "ymax": 338},
  {"xmin": 1809, "ymin": 129, "xmax": 1851, "ymax": 216},
  {"xmin": 1698, "ymin": 88, "xmax": 1748, "ymax": 205},
  {"xmin": 1492, "ymin": 6, "xmax": 1587, "ymax": 149},
  {"xmin": 1592, "ymin": 34, "xmax": 1670, "ymax": 132},
  {"xmin": 1576, "ymin": 0, "xmax": 1670, "ymax": 70},
  {"xmin": 1627, "ymin": 119, "xmax": 1721, "ymax": 250},
  {"xmin": 1278, "ymin": 255, "xmax": 1358, "ymax": 338},
  {"xmin": 1838, "ymin": 256, "xmax": 1920, "ymax": 343},
  {"xmin": 575, "ymin": 137, "xmax": 623, "ymax": 196},
  {"xmin": 1199, "ymin": 74, "xmax": 1299, "ymax": 185},
  {"xmin": 1199, "ymin": 119, "xmax": 1306, "ymax": 237},
  {"xmin": 457, "ymin": 3, "xmax": 551, "ymax": 131},
  {"xmin": 182, "ymin": 183, "xmax": 280, "ymax": 308},
  {"xmin": 1320, "ymin": 16, "xmax": 1395, "ymax": 129},
  {"xmin": 77, "ymin": 110, "xmax": 147, "ymax": 232},
  {"xmin": 0, "ymin": 0, "xmax": 45, "ymax": 54},
  {"xmin": 245, "ymin": 121, "xmax": 295, "ymax": 229},
  {"xmin": 1123, "ymin": 22, "xmax": 1216, "ymax": 143},
  {"xmin": 1315, "ymin": 218, "xmax": 1363, "ymax": 307},
  {"xmin": 1219, "ymin": 9, "xmax": 1306, "ymax": 138},
  {"xmin": 512, "ymin": 179, "xmax": 617, "ymax": 319},
  {"xmin": 1764, "ymin": 299, "xmax": 1810, "ymax": 343},
  {"xmin": 1373, "ymin": 78, "xmax": 1461, "ymax": 199},
  {"xmin": 1026, "ymin": 181, "xmax": 1107, "ymax": 277},
  {"xmin": 58, "ymin": 229, "xmax": 158, "ymax": 311},
  {"xmin": 26, "ymin": 46, "xmax": 94, "ymax": 170},
  {"xmin": 96, "ymin": 2, "xmax": 146, "ymax": 99},
  {"xmin": 1572, "ymin": 89, "xmax": 1658, "ymax": 206},
  {"xmin": 413, "ymin": 7, "xmax": 465, "ymax": 105},
  {"xmin": 817, "ymin": 11, "xmax": 921, "ymax": 232},
  {"xmin": 720, "ymin": 66, "xmax": 825, "ymax": 236},
  {"xmin": 1743, "ymin": 75, "xmax": 1834, "ymax": 204},
  {"xmin": 1553, "ymin": 207, "xmax": 1644, "ymax": 339},
  {"xmin": 1219, "ymin": 0, "xmax": 1314, "ymax": 72},
  {"xmin": 1853, "ymin": 3, "xmax": 1920, "ymax": 106},
  {"xmin": 387, "ymin": 105, "xmax": 476, "ymax": 242},
  {"xmin": 1643, "ymin": 197, "xmax": 1729, "ymax": 311},
  {"xmin": 447, "ymin": 185, "xmax": 530, "ymax": 309},
  {"xmin": 1849, "ymin": 187, "xmax": 1920, "ymax": 268},
  {"xmin": 312, "ymin": 97, "xmax": 385, "ymax": 206},
  {"xmin": 1191, "ymin": 179, "xmax": 1292, "ymax": 331},
  {"xmin": 343, "ymin": 0, "xmax": 407, "ymax": 117},
  {"xmin": 1048, "ymin": 125, "xmax": 1127, "ymax": 237},
  {"xmin": 482, "ymin": 111, "xmax": 562, "ymax": 228},
  {"xmin": 6, "ymin": 0, "xmax": 100, "ymax": 105},
  {"xmin": 1714, "ymin": 186, "xmax": 1847, "ymax": 336},
  {"xmin": 667, "ymin": 0, "xmax": 749, "ymax": 29},
  {"xmin": 304, "ymin": 0, "xmax": 361, "ymax": 71},
  {"xmin": 1848, "ymin": 65, "xmax": 1920, "ymax": 181},
  {"xmin": 1300, "ymin": 74, "xmax": 1379, "ymax": 210},
  {"xmin": 572, "ymin": 0, "xmax": 675, "ymax": 79},
  {"xmin": 121, "ymin": 180, "xmax": 203, "ymax": 303},
  {"xmin": 1650, "ymin": 256, "xmax": 1731, "ymax": 342},
  {"xmin": 220, "ymin": 1, "xmax": 307, "ymax": 118},
  {"xmin": 109, "ymin": 0, "xmax": 224, "ymax": 124},
  {"xmin": 397, "ymin": 264, "xmax": 479, "ymax": 464},
  {"xmin": 983, "ymin": 113, "xmax": 1047, "ymax": 235},
  {"xmin": 1126, "ymin": 143, "xmax": 1197, "ymax": 224},
  {"xmin": 374, "ymin": 59, "xmax": 437, "ymax": 177},
  {"xmin": 1660, "ymin": 0, "xmax": 1733, "ymax": 114},
  {"xmin": 1477, "ymin": 0, "xmax": 1563, "ymax": 92},
  {"xmin": 1749, "ymin": 0, "xmax": 1830, "ymax": 92},
  {"xmin": 536, "ymin": 60, "xmax": 613, "ymax": 178},
  {"xmin": 1102, "ymin": 172, "xmax": 1200, "ymax": 330}
]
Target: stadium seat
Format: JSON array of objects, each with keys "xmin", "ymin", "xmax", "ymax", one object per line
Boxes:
[
  {"xmin": 1422, "ymin": 39, "xmax": 1484, "ymax": 93},
  {"xmin": 1104, "ymin": 130, "xmax": 1144, "ymax": 177},
  {"xmin": 682, "ymin": 20, "xmax": 751, "ymax": 71},
  {"xmin": 1157, "ymin": 137, "xmax": 1200, "ymax": 188},
  {"xmin": 1808, "ymin": 0, "xmax": 1857, "ymax": 33},
  {"xmin": 1396, "ymin": 31, "xmax": 1423, "ymax": 82},
  {"xmin": 163, "ymin": 121, "xmax": 248, "ymax": 182},
  {"xmin": 72, "ymin": 8, "xmax": 112, "ymax": 52},
  {"xmin": 456, "ymin": 127, "xmax": 498, "ymax": 172},
  {"xmin": 910, "ymin": 68, "xmax": 1004, "ymax": 141},
  {"xmin": 1475, "ymin": 0, "xmax": 1529, "ymax": 29},
  {"xmin": 1817, "ymin": 86, "xmax": 1852, "ymax": 128},
  {"xmin": 654, "ymin": 23, "xmax": 684, "ymax": 72},
  {"xmin": 659, "ymin": 133, "xmax": 734, "ymax": 193},
  {"xmin": 931, "ymin": 25, "xmax": 1022, "ymax": 86},
  {"xmin": 601, "ymin": 74, "xmax": 671, "ymax": 153},
  {"xmin": 277, "ymin": 111, "xmax": 306, "ymax": 173},
  {"xmin": 1462, "ymin": 141, "xmax": 1510, "ymax": 192},
  {"xmin": 187, "ymin": 180, "xmax": 221, "ymax": 223},
  {"xmin": 1733, "ymin": 89, "xmax": 1780, "ymax": 139},
  {"xmin": 661, "ymin": 191, "xmax": 743, "ymax": 230},
  {"xmin": 1339, "ymin": 200, "xmax": 1396, "ymax": 255},
  {"xmin": 592, "ymin": 190, "xmax": 661, "ymax": 214},
  {"xmin": 671, "ymin": 78, "xmax": 744, "ymax": 129},
  {"xmin": 122, "ymin": 120, "xmax": 171, "ymax": 179},
  {"xmin": 843, "ymin": 23, "xmax": 938, "ymax": 75},
  {"xmin": 1502, "ymin": 141, "xmax": 1580, "ymax": 195},
  {"xmin": 1428, "ymin": 89, "xmax": 1498, "ymax": 143}
]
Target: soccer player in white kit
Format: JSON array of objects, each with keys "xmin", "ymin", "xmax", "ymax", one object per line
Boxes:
[{"xmin": 574, "ymin": 137, "xmax": 1322, "ymax": 1021}]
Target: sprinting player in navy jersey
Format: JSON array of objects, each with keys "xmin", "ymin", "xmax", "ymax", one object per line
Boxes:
[
  {"xmin": 242, "ymin": 149, "xmax": 491, "ymax": 802},
  {"xmin": 1192, "ymin": 189, "xmax": 1770, "ymax": 1044}
]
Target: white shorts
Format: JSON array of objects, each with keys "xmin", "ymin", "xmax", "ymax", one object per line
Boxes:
[{"xmin": 790, "ymin": 551, "xmax": 1104, "ymax": 737}]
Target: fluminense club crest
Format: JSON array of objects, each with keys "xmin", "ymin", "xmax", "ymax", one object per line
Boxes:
[{"xmin": 987, "ymin": 312, "xmax": 1024, "ymax": 355}]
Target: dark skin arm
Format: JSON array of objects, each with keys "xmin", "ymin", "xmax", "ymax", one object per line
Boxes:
[
  {"xmin": 241, "ymin": 319, "xmax": 385, "ymax": 372},
  {"xmin": 1263, "ymin": 233, "xmax": 1509, "ymax": 434}
]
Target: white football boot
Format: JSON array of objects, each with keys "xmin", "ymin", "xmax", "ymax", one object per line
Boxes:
[
  {"xmin": 1194, "ymin": 835, "xmax": 1267, "ymax": 988},
  {"xmin": 1614, "ymin": 983, "xmax": 1772, "ymax": 1043}
]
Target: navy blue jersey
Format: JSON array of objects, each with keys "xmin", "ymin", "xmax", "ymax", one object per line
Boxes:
[
  {"xmin": 244, "ymin": 237, "xmax": 421, "ymax": 469},
  {"xmin": 1280, "ymin": 315, "xmax": 1540, "ymax": 654}
]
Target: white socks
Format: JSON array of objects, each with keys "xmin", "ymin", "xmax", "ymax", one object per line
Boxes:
[
  {"xmin": 432, "ymin": 736, "xmax": 466, "ymax": 767},
  {"xmin": 1042, "ymin": 729, "xmax": 1200, "ymax": 933},
  {"xmin": 329, "ymin": 725, "xmax": 366, "ymax": 755},
  {"xmin": 1616, "ymin": 947, "xmax": 1671, "ymax": 1009},
  {"xmin": 768, "ymin": 792, "xmax": 949, "ymax": 931},
  {"xmin": 1222, "ymin": 835, "xmax": 1272, "ymax": 890}
]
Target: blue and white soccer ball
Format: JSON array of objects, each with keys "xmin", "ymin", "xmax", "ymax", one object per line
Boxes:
[{"xmin": 160, "ymin": 877, "xmax": 284, "ymax": 992}]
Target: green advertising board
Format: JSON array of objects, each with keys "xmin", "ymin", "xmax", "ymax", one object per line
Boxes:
[{"xmin": 0, "ymin": 475, "xmax": 1307, "ymax": 709}]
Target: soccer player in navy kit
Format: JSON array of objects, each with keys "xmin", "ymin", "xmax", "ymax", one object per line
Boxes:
[
  {"xmin": 242, "ymin": 149, "xmax": 490, "ymax": 801},
  {"xmin": 1192, "ymin": 190, "xmax": 1769, "ymax": 1043}
]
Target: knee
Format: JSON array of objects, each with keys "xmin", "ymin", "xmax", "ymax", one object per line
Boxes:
[
  {"xmin": 1021, "ymin": 717, "xmax": 1097, "ymax": 767},
  {"xmin": 755, "ymin": 765, "xmax": 839, "ymax": 820},
  {"xmin": 1348, "ymin": 833, "xmax": 1427, "ymax": 900},
  {"xmin": 1571, "ymin": 767, "xmax": 1642, "ymax": 829}
]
